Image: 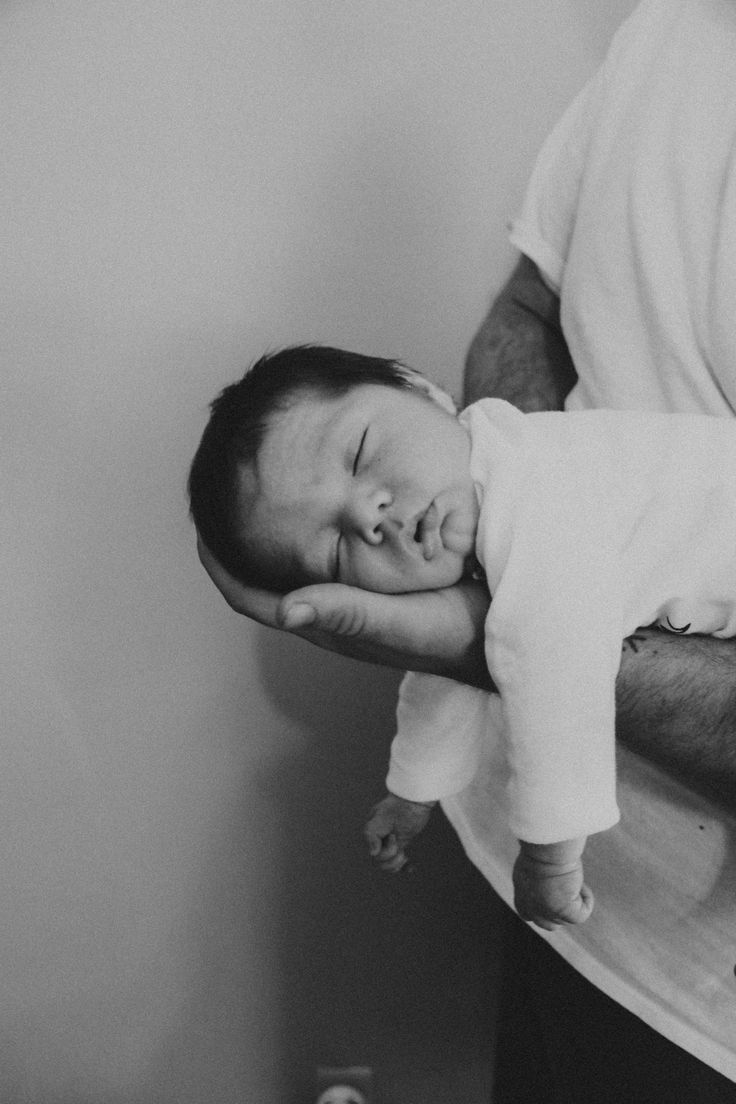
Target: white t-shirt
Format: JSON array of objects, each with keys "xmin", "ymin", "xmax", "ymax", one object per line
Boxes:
[
  {"xmin": 435, "ymin": 0, "xmax": 736, "ymax": 1077},
  {"xmin": 510, "ymin": 0, "xmax": 736, "ymax": 418}
]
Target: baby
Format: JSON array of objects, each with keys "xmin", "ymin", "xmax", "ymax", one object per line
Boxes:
[{"xmin": 189, "ymin": 344, "xmax": 736, "ymax": 929}]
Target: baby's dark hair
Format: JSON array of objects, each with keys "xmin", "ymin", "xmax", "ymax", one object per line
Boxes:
[{"xmin": 188, "ymin": 344, "xmax": 417, "ymax": 589}]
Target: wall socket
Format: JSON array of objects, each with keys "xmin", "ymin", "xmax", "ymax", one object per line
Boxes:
[{"xmin": 314, "ymin": 1066, "xmax": 373, "ymax": 1104}]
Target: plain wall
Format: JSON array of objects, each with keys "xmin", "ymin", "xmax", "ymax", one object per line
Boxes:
[{"xmin": 1, "ymin": 1, "xmax": 635, "ymax": 1100}]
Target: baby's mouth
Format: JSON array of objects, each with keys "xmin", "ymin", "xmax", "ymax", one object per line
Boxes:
[{"xmin": 415, "ymin": 502, "xmax": 441, "ymax": 560}]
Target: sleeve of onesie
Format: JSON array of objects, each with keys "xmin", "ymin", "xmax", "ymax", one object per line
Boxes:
[
  {"xmin": 484, "ymin": 513, "xmax": 623, "ymax": 845},
  {"xmin": 385, "ymin": 672, "xmax": 493, "ymax": 802}
]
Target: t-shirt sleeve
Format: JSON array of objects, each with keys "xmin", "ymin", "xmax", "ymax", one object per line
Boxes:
[
  {"xmin": 386, "ymin": 672, "xmax": 493, "ymax": 802},
  {"xmin": 509, "ymin": 68, "xmax": 604, "ymax": 293}
]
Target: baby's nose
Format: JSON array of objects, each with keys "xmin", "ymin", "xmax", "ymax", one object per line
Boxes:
[{"xmin": 350, "ymin": 487, "xmax": 393, "ymax": 543}]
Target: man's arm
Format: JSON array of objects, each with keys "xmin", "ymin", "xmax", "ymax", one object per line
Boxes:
[
  {"xmin": 464, "ymin": 255, "xmax": 577, "ymax": 410},
  {"xmin": 616, "ymin": 631, "xmax": 736, "ymax": 796}
]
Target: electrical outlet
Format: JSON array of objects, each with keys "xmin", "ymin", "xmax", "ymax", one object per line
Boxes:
[{"xmin": 314, "ymin": 1065, "xmax": 373, "ymax": 1104}]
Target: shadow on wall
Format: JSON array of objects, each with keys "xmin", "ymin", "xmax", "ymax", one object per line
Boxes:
[{"xmin": 256, "ymin": 631, "xmax": 504, "ymax": 1104}]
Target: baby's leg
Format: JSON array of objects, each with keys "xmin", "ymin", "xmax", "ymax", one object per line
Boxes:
[{"xmin": 512, "ymin": 837, "xmax": 593, "ymax": 931}]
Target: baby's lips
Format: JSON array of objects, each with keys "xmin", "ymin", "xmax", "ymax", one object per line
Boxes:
[{"xmin": 418, "ymin": 501, "xmax": 440, "ymax": 560}]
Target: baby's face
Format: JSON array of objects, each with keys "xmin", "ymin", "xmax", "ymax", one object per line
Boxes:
[{"xmin": 239, "ymin": 383, "xmax": 479, "ymax": 593}]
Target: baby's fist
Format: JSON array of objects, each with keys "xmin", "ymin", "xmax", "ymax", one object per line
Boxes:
[
  {"xmin": 363, "ymin": 793, "xmax": 436, "ymax": 873},
  {"xmin": 513, "ymin": 847, "xmax": 594, "ymax": 931}
]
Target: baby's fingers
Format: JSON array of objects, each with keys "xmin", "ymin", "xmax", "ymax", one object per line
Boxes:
[
  {"xmin": 378, "ymin": 845, "xmax": 408, "ymax": 874},
  {"xmin": 363, "ymin": 806, "xmax": 395, "ymax": 854},
  {"xmin": 527, "ymin": 914, "xmax": 560, "ymax": 933},
  {"xmin": 566, "ymin": 882, "xmax": 595, "ymax": 923},
  {"xmin": 514, "ymin": 889, "xmax": 554, "ymax": 929},
  {"xmin": 368, "ymin": 831, "xmax": 408, "ymax": 873},
  {"xmin": 531, "ymin": 885, "xmax": 595, "ymax": 930}
]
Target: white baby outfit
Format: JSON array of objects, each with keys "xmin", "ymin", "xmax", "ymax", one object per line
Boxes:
[{"xmin": 387, "ymin": 398, "xmax": 736, "ymax": 843}]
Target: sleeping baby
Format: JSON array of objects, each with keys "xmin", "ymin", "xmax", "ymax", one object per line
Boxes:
[{"xmin": 189, "ymin": 344, "xmax": 736, "ymax": 929}]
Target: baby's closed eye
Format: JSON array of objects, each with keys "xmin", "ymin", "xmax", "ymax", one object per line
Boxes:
[{"xmin": 353, "ymin": 427, "xmax": 368, "ymax": 475}]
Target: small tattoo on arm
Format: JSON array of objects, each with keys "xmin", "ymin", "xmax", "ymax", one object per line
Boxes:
[
  {"xmin": 623, "ymin": 633, "xmax": 647, "ymax": 654},
  {"xmin": 665, "ymin": 617, "xmax": 691, "ymax": 634}
]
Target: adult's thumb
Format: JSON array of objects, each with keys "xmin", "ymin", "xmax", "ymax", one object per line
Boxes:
[{"xmin": 279, "ymin": 584, "xmax": 374, "ymax": 637}]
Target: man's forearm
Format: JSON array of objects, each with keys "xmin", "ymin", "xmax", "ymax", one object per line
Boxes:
[
  {"xmin": 459, "ymin": 620, "xmax": 736, "ymax": 795},
  {"xmin": 458, "ymin": 621, "xmax": 736, "ymax": 794},
  {"xmin": 616, "ymin": 629, "xmax": 736, "ymax": 798},
  {"xmin": 463, "ymin": 255, "xmax": 577, "ymax": 411}
]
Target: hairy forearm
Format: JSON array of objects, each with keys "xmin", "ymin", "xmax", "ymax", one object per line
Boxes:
[
  {"xmin": 456, "ymin": 622, "xmax": 736, "ymax": 792},
  {"xmin": 463, "ymin": 255, "xmax": 577, "ymax": 411},
  {"xmin": 455, "ymin": 621, "xmax": 736, "ymax": 795},
  {"xmin": 616, "ymin": 628, "xmax": 736, "ymax": 799}
]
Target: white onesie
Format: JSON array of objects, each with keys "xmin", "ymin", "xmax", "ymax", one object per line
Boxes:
[{"xmin": 387, "ymin": 398, "xmax": 736, "ymax": 844}]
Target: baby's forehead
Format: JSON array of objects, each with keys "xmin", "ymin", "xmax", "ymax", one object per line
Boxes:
[{"xmin": 256, "ymin": 388, "xmax": 356, "ymax": 468}]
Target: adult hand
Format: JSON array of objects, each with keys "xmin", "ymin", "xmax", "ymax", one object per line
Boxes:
[{"xmin": 197, "ymin": 534, "xmax": 492, "ymax": 685}]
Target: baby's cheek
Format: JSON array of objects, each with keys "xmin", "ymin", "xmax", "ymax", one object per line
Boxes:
[
  {"xmin": 361, "ymin": 549, "xmax": 425, "ymax": 594},
  {"xmin": 407, "ymin": 550, "xmax": 466, "ymax": 593}
]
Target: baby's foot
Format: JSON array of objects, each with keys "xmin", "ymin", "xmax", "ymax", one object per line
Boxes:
[{"xmin": 512, "ymin": 848, "xmax": 594, "ymax": 931}]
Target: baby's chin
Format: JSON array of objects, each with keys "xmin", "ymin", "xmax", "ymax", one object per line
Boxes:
[
  {"xmin": 393, "ymin": 555, "xmax": 473, "ymax": 594},
  {"xmin": 431, "ymin": 551, "xmax": 483, "ymax": 591},
  {"xmin": 358, "ymin": 566, "xmax": 462, "ymax": 595}
]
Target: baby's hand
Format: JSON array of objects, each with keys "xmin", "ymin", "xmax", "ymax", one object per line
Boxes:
[
  {"xmin": 512, "ymin": 838, "xmax": 594, "ymax": 931},
  {"xmin": 363, "ymin": 793, "xmax": 436, "ymax": 873}
]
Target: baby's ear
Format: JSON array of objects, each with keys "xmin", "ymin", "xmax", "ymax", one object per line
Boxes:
[{"xmin": 402, "ymin": 368, "xmax": 458, "ymax": 415}]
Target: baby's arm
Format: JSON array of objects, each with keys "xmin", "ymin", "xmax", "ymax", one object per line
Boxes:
[
  {"xmin": 512, "ymin": 836, "xmax": 593, "ymax": 930},
  {"xmin": 387, "ymin": 672, "xmax": 491, "ymax": 802},
  {"xmin": 363, "ymin": 793, "xmax": 436, "ymax": 872},
  {"xmin": 366, "ymin": 674, "xmax": 492, "ymax": 872}
]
